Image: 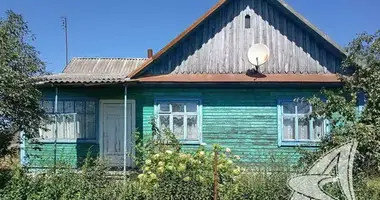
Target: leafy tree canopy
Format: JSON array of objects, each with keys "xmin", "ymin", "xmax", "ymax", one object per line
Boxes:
[
  {"xmin": 301, "ymin": 30, "xmax": 380, "ymax": 177},
  {"xmin": 0, "ymin": 10, "xmax": 46, "ymax": 157}
]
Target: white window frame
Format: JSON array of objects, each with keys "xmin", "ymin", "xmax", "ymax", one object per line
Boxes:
[
  {"xmin": 154, "ymin": 99, "xmax": 203, "ymax": 145},
  {"xmin": 278, "ymin": 100, "xmax": 327, "ymax": 146},
  {"xmin": 39, "ymin": 99, "xmax": 97, "ymax": 142},
  {"xmin": 39, "ymin": 113, "xmax": 78, "ymax": 140}
]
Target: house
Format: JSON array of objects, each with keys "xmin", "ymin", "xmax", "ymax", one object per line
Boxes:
[{"xmin": 23, "ymin": 0, "xmax": 355, "ymax": 169}]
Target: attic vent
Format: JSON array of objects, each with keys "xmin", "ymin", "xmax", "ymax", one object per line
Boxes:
[{"xmin": 245, "ymin": 15, "xmax": 251, "ymax": 29}]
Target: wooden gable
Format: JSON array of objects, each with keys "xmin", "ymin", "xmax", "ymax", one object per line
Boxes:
[{"xmin": 132, "ymin": 0, "xmax": 345, "ymax": 80}]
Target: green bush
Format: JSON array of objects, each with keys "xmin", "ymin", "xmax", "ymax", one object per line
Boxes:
[
  {"xmin": 1, "ymin": 160, "xmax": 380, "ymax": 199},
  {"xmin": 136, "ymin": 146, "xmax": 241, "ymax": 200},
  {"xmin": 219, "ymin": 167, "xmax": 292, "ymax": 200},
  {"xmin": 134, "ymin": 120, "xmax": 242, "ymax": 199},
  {"xmin": 0, "ymin": 158, "xmax": 124, "ymax": 200},
  {"xmin": 2, "ymin": 121, "xmax": 379, "ymax": 199}
]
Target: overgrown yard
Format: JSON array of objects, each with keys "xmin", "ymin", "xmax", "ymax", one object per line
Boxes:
[
  {"xmin": 3, "ymin": 118, "xmax": 380, "ymax": 199},
  {"xmin": 0, "ymin": 158, "xmax": 290, "ymax": 200},
  {"xmin": 1, "ymin": 148, "xmax": 380, "ymax": 200}
]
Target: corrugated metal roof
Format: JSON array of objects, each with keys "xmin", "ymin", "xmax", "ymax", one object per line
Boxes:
[
  {"xmin": 37, "ymin": 73, "xmax": 128, "ymax": 84},
  {"xmin": 37, "ymin": 57, "xmax": 148, "ymax": 84},
  {"xmin": 63, "ymin": 57, "xmax": 148, "ymax": 75}
]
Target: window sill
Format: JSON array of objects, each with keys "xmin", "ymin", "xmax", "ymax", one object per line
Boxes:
[
  {"xmin": 180, "ymin": 141, "xmax": 206, "ymax": 145},
  {"xmin": 279, "ymin": 140, "xmax": 320, "ymax": 147},
  {"xmin": 31, "ymin": 139, "xmax": 98, "ymax": 144}
]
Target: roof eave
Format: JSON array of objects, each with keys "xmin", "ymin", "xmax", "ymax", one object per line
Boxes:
[
  {"xmin": 136, "ymin": 74, "xmax": 341, "ymax": 83},
  {"xmin": 34, "ymin": 78, "xmax": 135, "ymax": 87}
]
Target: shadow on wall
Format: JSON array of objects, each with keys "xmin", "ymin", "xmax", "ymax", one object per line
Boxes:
[{"xmin": 24, "ymin": 141, "xmax": 99, "ymax": 169}]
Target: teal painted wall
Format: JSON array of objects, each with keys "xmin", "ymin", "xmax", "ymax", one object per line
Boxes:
[
  {"xmin": 130, "ymin": 87, "xmax": 321, "ymax": 166},
  {"xmin": 27, "ymin": 86, "xmax": 323, "ymax": 168},
  {"xmin": 26, "ymin": 143, "xmax": 99, "ymax": 168}
]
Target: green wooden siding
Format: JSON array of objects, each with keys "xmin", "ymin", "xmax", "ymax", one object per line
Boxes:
[
  {"xmin": 26, "ymin": 86, "xmax": 322, "ymax": 168},
  {"xmin": 26, "ymin": 86, "xmax": 122, "ymax": 168},
  {"xmin": 26, "ymin": 143, "xmax": 99, "ymax": 168},
  {"xmin": 130, "ymin": 87, "xmax": 321, "ymax": 165}
]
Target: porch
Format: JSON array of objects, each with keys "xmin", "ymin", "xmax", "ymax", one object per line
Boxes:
[{"xmin": 22, "ymin": 86, "xmax": 137, "ymax": 172}]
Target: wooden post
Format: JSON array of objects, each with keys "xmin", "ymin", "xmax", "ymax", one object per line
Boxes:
[{"xmin": 213, "ymin": 150, "xmax": 219, "ymax": 200}]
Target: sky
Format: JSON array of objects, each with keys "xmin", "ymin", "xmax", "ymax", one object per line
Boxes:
[{"xmin": 1, "ymin": 0, "xmax": 379, "ymax": 73}]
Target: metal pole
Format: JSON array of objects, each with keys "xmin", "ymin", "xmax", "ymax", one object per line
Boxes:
[
  {"xmin": 123, "ymin": 85, "xmax": 128, "ymax": 182},
  {"xmin": 62, "ymin": 17, "xmax": 68, "ymax": 66},
  {"xmin": 54, "ymin": 87, "xmax": 58, "ymax": 172}
]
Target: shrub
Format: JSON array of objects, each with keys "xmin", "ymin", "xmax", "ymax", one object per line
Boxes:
[
  {"xmin": 136, "ymin": 145, "xmax": 241, "ymax": 199},
  {"xmin": 134, "ymin": 120, "xmax": 242, "ymax": 199},
  {"xmin": 0, "ymin": 157, "xmax": 129, "ymax": 200},
  {"xmin": 2, "ymin": 119, "xmax": 379, "ymax": 199},
  {"xmin": 1, "ymin": 159, "xmax": 380, "ymax": 199},
  {"xmin": 220, "ymin": 169, "xmax": 291, "ymax": 200}
]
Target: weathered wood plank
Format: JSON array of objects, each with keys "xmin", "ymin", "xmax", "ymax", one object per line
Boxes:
[{"xmin": 144, "ymin": 0, "xmax": 342, "ymax": 76}]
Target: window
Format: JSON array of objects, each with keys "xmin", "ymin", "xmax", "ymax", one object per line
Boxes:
[
  {"xmin": 359, "ymin": 92, "xmax": 366, "ymax": 112},
  {"xmin": 40, "ymin": 100, "xmax": 96, "ymax": 140},
  {"xmin": 156, "ymin": 100, "xmax": 201, "ymax": 144},
  {"xmin": 245, "ymin": 15, "xmax": 251, "ymax": 29},
  {"xmin": 278, "ymin": 100, "xmax": 326, "ymax": 146}
]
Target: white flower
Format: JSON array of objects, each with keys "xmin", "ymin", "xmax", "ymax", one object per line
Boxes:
[
  {"xmin": 183, "ymin": 176, "xmax": 191, "ymax": 182},
  {"xmin": 157, "ymin": 167, "xmax": 164, "ymax": 173},
  {"xmin": 138, "ymin": 174, "xmax": 145, "ymax": 180},
  {"xmin": 232, "ymin": 169, "xmax": 240, "ymax": 176},
  {"xmin": 165, "ymin": 150, "xmax": 173, "ymax": 155},
  {"xmin": 152, "ymin": 154, "xmax": 160, "ymax": 160},
  {"xmin": 178, "ymin": 164, "xmax": 186, "ymax": 171},
  {"xmin": 145, "ymin": 159, "xmax": 152, "ymax": 165},
  {"xmin": 150, "ymin": 173, "xmax": 157, "ymax": 180},
  {"xmin": 234, "ymin": 155, "xmax": 241, "ymax": 160},
  {"xmin": 226, "ymin": 148, "xmax": 231, "ymax": 153},
  {"xmin": 179, "ymin": 153, "xmax": 187, "ymax": 159},
  {"xmin": 199, "ymin": 151, "xmax": 205, "ymax": 156}
]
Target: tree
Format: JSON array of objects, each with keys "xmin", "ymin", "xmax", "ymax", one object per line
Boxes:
[
  {"xmin": 300, "ymin": 30, "xmax": 380, "ymax": 177},
  {"xmin": 0, "ymin": 10, "xmax": 46, "ymax": 158}
]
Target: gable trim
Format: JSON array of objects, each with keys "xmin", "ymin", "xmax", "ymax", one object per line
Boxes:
[
  {"xmin": 272, "ymin": 0, "xmax": 346, "ymax": 56},
  {"xmin": 128, "ymin": 0, "xmax": 228, "ymax": 78},
  {"xmin": 129, "ymin": 0, "xmax": 346, "ymax": 79}
]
